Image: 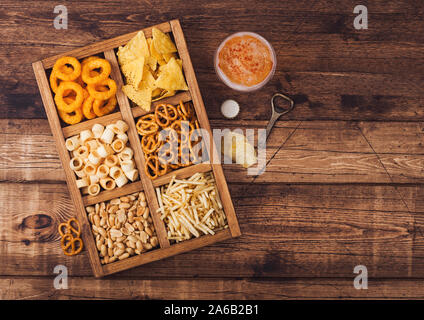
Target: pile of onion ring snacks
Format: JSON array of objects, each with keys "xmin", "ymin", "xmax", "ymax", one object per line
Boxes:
[
  {"xmin": 136, "ymin": 101, "xmax": 201, "ymax": 179},
  {"xmin": 66, "ymin": 120, "xmax": 139, "ymax": 196},
  {"xmin": 50, "ymin": 56, "xmax": 117, "ymax": 125},
  {"xmin": 156, "ymin": 172, "xmax": 228, "ymax": 243}
]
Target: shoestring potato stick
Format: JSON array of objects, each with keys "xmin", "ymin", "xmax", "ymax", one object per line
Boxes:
[
  {"xmin": 65, "ymin": 120, "xmax": 139, "ymax": 194},
  {"xmin": 156, "ymin": 172, "xmax": 228, "ymax": 243}
]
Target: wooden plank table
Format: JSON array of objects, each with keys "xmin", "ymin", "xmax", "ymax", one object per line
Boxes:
[{"xmin": 1, "ymin": 0, "xmax": 424, "ymax": 299}]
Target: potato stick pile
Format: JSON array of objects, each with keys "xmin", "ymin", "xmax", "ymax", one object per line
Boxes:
[{"xmin": 156, "ymin": 172, "xmax": 228, "ymax": 242}]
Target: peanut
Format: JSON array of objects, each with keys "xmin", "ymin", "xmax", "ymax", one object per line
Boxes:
[
  {"xmin": 86, "ymin": 191, "xmax": 158, "ymax": 265},
  {"xmin": 118, "ymin": 252, "xmax": 129, "ymax": 260}
]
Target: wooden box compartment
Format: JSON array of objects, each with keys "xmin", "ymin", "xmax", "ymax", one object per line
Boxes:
[{"xmin": 33, "ymin": 20, "xmax": 240, "ymax": 277}]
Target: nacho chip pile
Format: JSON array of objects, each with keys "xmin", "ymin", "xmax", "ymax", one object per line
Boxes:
[{"xmin": 118, "ymin": 28, "xmax": 188, "ymax": 111}]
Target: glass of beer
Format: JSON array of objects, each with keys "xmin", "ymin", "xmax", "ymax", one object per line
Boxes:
[{"xmin": 214, "ymin": 32, "xmax": 276, "ymax": 92}]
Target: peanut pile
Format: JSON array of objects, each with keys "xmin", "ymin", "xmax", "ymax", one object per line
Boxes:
[{"xmin": 86, "ymin": 191, "xmax": 159, "ymax": 264}]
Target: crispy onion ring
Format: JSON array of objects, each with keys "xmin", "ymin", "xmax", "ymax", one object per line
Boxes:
[
  {"xmin": 59, "ymin": 97, "xmax": 83, "ymax": 124},
  {"xmin": 55, "ymin": 81, "xmax": 84, "ymax": 113},
  {"xmin": 93, "ymin": 96, "xmax": 117, "ymax": 117},
  {"xmin": 81, "ymin": 58, "xmax": 111, "ymax": 84},
  {"xmin": 49, "ymin": 65, "xmax": 74, "ymax": 94},
  {"xmin": 82, "ymin": 96, "xmax": 96, "ymax": 119},
  {"xmin": 53, "ymin": 56, "xmax": 81, "ymax": 81},
  {"xmin": 81, "ymin": 56, "xmax": 98, "ymax": 67},
  {"xmin": 87, "ymin": 78, "xmax": 117, "ymax": 100}
]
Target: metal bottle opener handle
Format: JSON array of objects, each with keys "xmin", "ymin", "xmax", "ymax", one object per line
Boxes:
[{"xmin": 265, "ymin": 93, "xmax": 295, "ymax": 139}]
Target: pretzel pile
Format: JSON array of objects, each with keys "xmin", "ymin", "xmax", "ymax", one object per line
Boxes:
[
  {"xmin": 58, "ymin": 218, "xmax": 84, "ymax": 256},
  {"xmin": 136, "ymin": 101, "xmax": 201, "ymax": 179}
]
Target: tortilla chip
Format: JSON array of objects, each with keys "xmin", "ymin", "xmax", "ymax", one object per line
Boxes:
[
  {"xmin": 118, "ymin": 30, "xmax": 184, "ymax": 108},
  {"xmin": 163, "ymin": 52, "xmax": 178, "ymax": 63},
  {"xmin": 117, "ymin": 45, "xmax": 138, "ymax": 66},
  {"xmin": 141, "ymin": 68, "xmax": 156, "ymax": 90},
  {"xmin": 148, "ymin": 37, "xmax": 166, "ymax": 66},
  {"xmin": 152, "ymin": 89, "xmax": 176, "ymax": 101},
  {"xmin": 121, "ymin": 57, "xmax": 144, "ymax": 88},
  {"xmin": 152, "ymin": 27, "xmax": 177, "ymax": 54},
  {"xmin": 145, "ymin": 56, "xmax": 157, "ymax": 72},
  {"xmin": 122, "ymin": 84, "xmax": 152, "ymax": 111},
  {"xmin": 126, "ymin": 31, "xmax": 150, "ymax": 58},
  {"xmin": 155, "ymin": 57, "xmax": 188, "ymax": 91},
  {"xmin": 151, "ymin": 87, "xmax": 162, "ymax": 98}
]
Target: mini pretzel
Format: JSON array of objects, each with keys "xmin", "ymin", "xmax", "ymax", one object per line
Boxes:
[
  {"xmin": 136, "ymin": 114, "xmax": 159, "ymax": 135},
  {"xmin": 179, "ymin": 145, "xmax": 192, "ymax": 167},
  {"xmin": 137, "ymin": 101, "xmax": 200, "ymax": 179},
  {"xmin": 189, "ymin": 129, "xmax": 206, "ymax": 164},
  {"xmin": 141, "ymin": 133, "xmax": 161, "ymax": 154},
  {"xmin": 169, "ymin": 163, "xmax": 180, "ymax": 170},
  {"xmin": 58, "ymin": 217, "xmax": 81, "ymax": 238},
  {"xmin": 192, "ymin": 119, "xmax": 200, "ymax": 130},
  {"xmin": 58, "ymin": 217, "xmax": 83, "ymax": 256},
  {"xmin": 144, "ymin": 154, "xmax": 168, "ymax": 180},
  {"xmin": 158, "ymin": 141, "xmax": 179, "ymax": 166},
  {"xmin": 155, "ymin": 104, "xmax": 178, "ymax": 127},
  {"xmin": 171, "ymin": 120, "xmax": 194, "ymax": 145},
  {"xmin": 177, "ymin": 101, "xmax": 194, "ymax": 120},
  {"xmin": 60, "ymin": 234, "xmax": 83, "ymax": 256}
]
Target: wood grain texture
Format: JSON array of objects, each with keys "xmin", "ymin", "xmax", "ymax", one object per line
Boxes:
[
  {"xmin": 103, "ymin": 48, "xmax": 171, "ymax": 255},
  {"xmin": 171, "ymin": 19, "xmax": 240, "ymax": 237},
  {"xmin": 2, "ymin": 277, "xmax": 424, "ymax": 300},
  {"xmin": 1, "ymin": 181, "xmax": 422, "ymax": 278},
  {"xmin": 82, "ymin": 181, "xmax": 143, "ymax": 206},
  {"xmin": 32, "ymin": 62, "xmax": 103, "ymax": 277},
  {"xmin": 1, "ymin": 1, "xmax": 423, "ymax": 121},
  {"xmin": 2, "ymin": 119, "xmax": 423, "ymax": 184},
  {"xmin": 41, "ymin": 22, "xmax": 171, "ymax": 68}
]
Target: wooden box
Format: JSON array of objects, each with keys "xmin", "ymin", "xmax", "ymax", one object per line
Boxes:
[{"xmin": 32, "ymin": 20, "xmax": 241, "ymax": 277}]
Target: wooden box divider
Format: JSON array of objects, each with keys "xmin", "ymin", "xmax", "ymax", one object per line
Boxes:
[
  {"xmin": 82, "ymin": 181, "xmax": 143, "ymax": 206},
  {"xmin": 104, "ymin": 49, "xmax": 170, "ymax": 250},
  {"xmin": 170, "ymin": 20, "xmax": 241, "ymax": 238},
  {"xmin": 32, "ymin": 61, "xmax": 104, "ymax": 277},
  {"xmin": 62, "ymin": 111, "xmax": 122, "ymax": 138},
  {"xmin": 33, "ymin": 19, "xmax": 240, "ymax": 277}
]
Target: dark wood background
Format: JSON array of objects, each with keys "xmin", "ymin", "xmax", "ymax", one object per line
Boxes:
[{"xmin": 1, "ymin": 0, "xmax": 424, "ymax": 299}]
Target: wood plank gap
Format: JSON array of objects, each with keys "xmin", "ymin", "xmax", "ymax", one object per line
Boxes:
[{"xmin": 41, "ymin": 22, "xmax": 171, "ymax": 68}]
